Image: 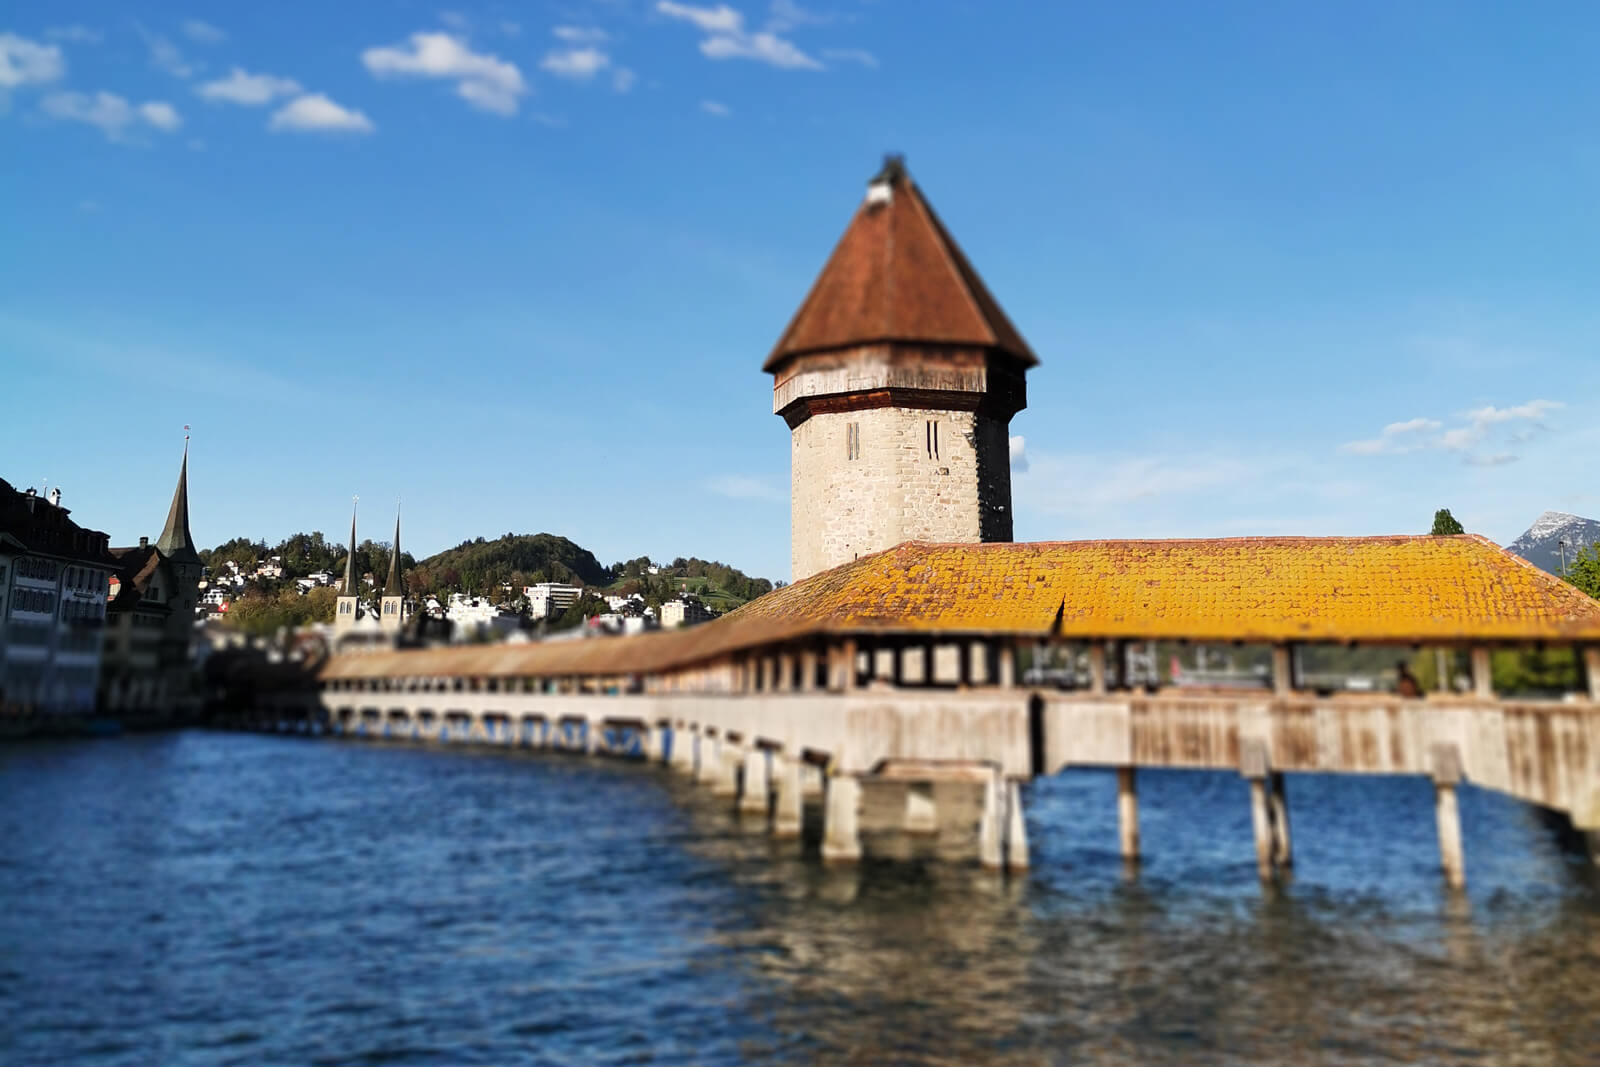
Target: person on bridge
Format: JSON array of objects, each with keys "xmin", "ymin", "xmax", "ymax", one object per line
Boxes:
[{"xmin": 1395, "ymin": 661, "xmax": 1423, "ymax": 698}]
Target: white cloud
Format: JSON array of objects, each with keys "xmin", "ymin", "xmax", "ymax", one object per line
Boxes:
[
  {"xmin": 768, "ymin": 0, "xmax": 833, "ymax": 31},
  {"xmin": 501, "ymin": 21, "xmax": 522, "ymax": 37},
  {"xmin": 657, "ymin": 2, "xmax": 744, "ymax": 34},
  {"xmin": 1340, "ymin": 399, "xmax": 1564, "ymax": 467},
  {"xmin": 182, "ymin": 20, "xmax": 226, "ymax": 45},
  {"xmin": 0, "ymin": 33, "xmax": 65, "ymax": 89},
  {"xmin": 541, "ymin": 47, "xmax": 610, "ymax": 80},
  {"xmin": 41, "ymin": 91, "xmax": 182, "ymax": 141},
  {"xmin": 439, "ymin": 11, "xmax": 471, "ymax": 31},
  {"xmin": 554, "ymin": 26, "xmax": 609, "ymax": 43},
  {"xmin": 46, "ymin": 25, "xmax": 102, "ymax": 45},
  {"xmin": 362, "ymin": 32, "xmax": 527, "ymax": 115},
  {"xmin": 612, "ymin": 67, "xmax": 637, "ymax": 93},
  {"xmin": 821, "ymin": 47, "xmax": 877, "ymax": 68},
  {"xmin": 706, "ymin": 474, "xmax": 781, "ymax": 500},
  {"xmin": 700, "ymin": 98, "xmax": 730, "ymax": 116},
  {"xmin": 139, "ymin": 101, "xmax": 181, "ymax": 131},
  {"xmin": 1463, "ymin": 400, "xmax": 1562, "ymax": 425},
  {"xmin": 268, "ymin": 93, "xmax": 374, "ymax": 133},
  {"xmin": 657, "ymin": 1, "xmax": 822, "ymax": 70},
  {"xmin": 197, "ymin": 67, "xmax": 303, "ymax": 106},
  {"xmin": 1381, "ymin": 417, "xmax": 1441, "ymax": 436},
  {"xmin": 1009, "ymin": 435, "xmax": 1028, "ymax": 473}
]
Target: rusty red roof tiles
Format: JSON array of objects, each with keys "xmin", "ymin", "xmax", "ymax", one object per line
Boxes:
[{"xmin": 763, "ymin": 162, "xmax": 1037, "ymax": 372}]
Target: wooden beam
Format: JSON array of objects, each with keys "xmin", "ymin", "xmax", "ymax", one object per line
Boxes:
[
  {"xmin": 1471, "ymin": 646, "xmax": 1494, "ymax": 700},
  {"xmin": 1088, "ymin": 642, "xmax": 1107, "ymax": 695},
  {"xmin": 1272, "ymin": 644, "xmax": 1295, "ymax": 696},
  {"xmin": 1585, "ymin": 646, "xmax": 1600, "ymax": 703}
]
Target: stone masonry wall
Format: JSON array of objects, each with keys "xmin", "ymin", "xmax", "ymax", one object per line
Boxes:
[{"xmin": 791, "ymin": 405, "xmax": 1014, "ymax": 579}]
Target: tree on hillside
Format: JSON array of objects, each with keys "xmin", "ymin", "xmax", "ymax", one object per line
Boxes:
[
  {"xmin": 1566, "ymin": 543, "xmax": 1600, "ymax": 600},
  {"xmin": 1430, "ymin": 509, "xmax": 1465, "ymax": 535}
]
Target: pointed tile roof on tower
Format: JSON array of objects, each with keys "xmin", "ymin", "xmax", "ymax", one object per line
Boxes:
[
  {"xmin": 385, "ymin": 509, "xmax": 404, "ymax": 596},
  {"xmin": 342, "ymin": 501, "xmax": 360, "ymax": 596},
  {"xmin": 765, "ymin": 155, "xmax": 1038, "ymax": 373},
  {"xmin": 156, "ymin": 441, "xmax": 200, "ymax": 565}
]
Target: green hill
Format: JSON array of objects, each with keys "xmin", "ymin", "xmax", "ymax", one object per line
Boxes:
[{"xmin": 411, "ymin": 533, "xmax": 611, "ymax": 593}]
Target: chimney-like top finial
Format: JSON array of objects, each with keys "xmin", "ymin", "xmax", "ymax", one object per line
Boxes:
[{"xmin": 870, "ymin": 153, "xmax": 907, "ymax": 187}]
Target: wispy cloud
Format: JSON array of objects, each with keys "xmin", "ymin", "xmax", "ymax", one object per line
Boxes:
[
  {"xmin": 554, "ymin": 26, "xmax": 610, "ymax": 44},
  {"xmin": 182, "ymin": 20, "xmax": 226, "ymax": 45},
  {"xmin": 136, "ymin": 25, "xmax": 195, "ymax": 79},
  {"xmin": 612, "ymin": 67, "xmax": 637, "ymax": 93},
  {"xmin": 41, "ymin": 91, "xmax": 181, "ymax": 141},
  {"xmin": 821, "ymin": 47, "xmax": 877, "ymax": 67},
  {"xmin": 657, "ymin": 2, "xmax": 823, "ymax": 70},
  {"xmin": 45, "ymin": 25, "xmax": 101, "ymax": 45},
  {"xmin": 706, "ymin": 474, "xmax": 781, "ymax": 500},
  {"xmin": 0, "ymin": 33, "xmax": 65, "ymax": 89},
  {"xmin": 700, "ymin": 98, "xmax": 730, "ymax": 117},
  {"xmin": 1009, "ymin": 435, "xmax": 1028, "ymax": 473},
  {"xmin": 269, "ymin": 93, "xmax": 374, "ymax": 134},
  {"xmin": 1339, "ymin": 399, "xmax": 1563, "ymax": 466},
  {"xmin": 362, "ymin": 32, "xmax": 527, "ymax": 115},
  {"xmin": 541, "ymin": 47, "xmax": 609, "ymax": 80},
  {"xmin": 197, "ymin": 68, "xmax": 302, "ymax": 106}
]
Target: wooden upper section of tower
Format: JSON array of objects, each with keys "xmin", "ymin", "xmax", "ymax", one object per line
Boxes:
[{"xmin": 764, "ymin": 156, "xmax": 1038, "ymax": 374}]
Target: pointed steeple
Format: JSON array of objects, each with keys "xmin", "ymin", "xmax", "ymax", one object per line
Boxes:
[
  {"xmin": 764, "ymin": 154, "xmax": 1037, "ymax": 372},
  {"xmin": 342, "ymin": 498, "xmax": 359, "ymax": 595},
  {"xmin": 385, "ymin": 507, "xmax": 404, "ymax": 597},
  {"xmin": 156, "ymin": 438, "xmax": 200, "ymax": 565}
]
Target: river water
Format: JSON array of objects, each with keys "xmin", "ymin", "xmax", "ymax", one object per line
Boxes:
[{"xmin": 3, "ymin": 731, "xmax": 1599, "ymax": 1065}]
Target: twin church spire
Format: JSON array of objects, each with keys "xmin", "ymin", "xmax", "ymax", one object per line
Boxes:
[{"xmin": 334, "ymin": 497, "xmax": 407, "ymax": 634}]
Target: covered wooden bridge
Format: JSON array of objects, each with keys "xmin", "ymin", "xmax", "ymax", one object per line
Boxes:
[{"xmin": 242, "ymin": 534, "xmax": 1600, "ymax": 885}]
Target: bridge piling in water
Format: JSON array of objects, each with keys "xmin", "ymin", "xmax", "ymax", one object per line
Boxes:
[
  {"xmin": 822, "ymin": 774, "xmax": 863, "ymax": 863},
  {"xmin": 1433, "ymin": 744, "xmax": 1466, "ymax": 890},
  {"xmin": 740, "ymin": 747, "xmax": 770, "ymax": 816},
  {"xmin": 1117, "ymin": 767, "xmax": 1140, "ymax": 862},
  {"xmin": 772, "ymin": 754, "xmax": 803, "ymax": 838}
]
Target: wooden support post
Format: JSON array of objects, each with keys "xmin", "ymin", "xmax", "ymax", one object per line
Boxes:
[
  {"xmin": 1117, "ymin": 766, "xmax": 1140, "ymax": 861},
  {"xmin": 739, "ymin": 747, "xmax": 769, "ymax": 815},
  {"xmin": 1272, "ymin": 644, "xmax": 1295, "ymax": 696},
  {"xmin": 959, "ymin": 640, "xmax": 973, "ymax": 688},
  {"xmin": 1434, "ymin": 648, "xmax": 1450, "ymax": 693},
  {"xmin": 799, "ymin": 648, "xmax": 818, "ymax": 692},
  {"xmin": 998, "ymin": 641, "xmax": 1016, "ymax": 688},
  {"xmin": 1241, "ymin": 740, "xmax": 1275, "ymax": 882},
  {"xmin": 891, "ymin": 642, "xmax": 905, "ymax": 687},
  {"xmin": 715, "ymin": 744, "xmax": 741, "ymax": 798},
  {"xmin": 772, "ymin": 754, "xmax": 803, "ymax": 838},
  {"xmin": 1433, "ymin": 743, "xmax": 1466, "ymax": 889},
  {"xmin": 1584, "ymin": 646, "xmax": 1600, "ymax": 702},
  {"xmin": 1269, "ymin": 772, "xmax": 1293, "ymax": 870},
  {"xmin": 821, "ymin": 774, "xmax": 862, "ymax": 863},
  {"xmin": 1088, "ymin": 642, "xmax": 1107, "ymax": 695},
  {"xmin": 978, "ymin": 771, "xmax": 1004, "ymax": 870},
  {"xmin": 1471, "ymin": 646, "xmax": 1493, "ymax": 700},
  {"xmin": 926, "ymin": 640, "xmax": 939, "ymax": 685},
  {"xmin": 695, "ymin": 730, "xmax": 719, "ymax": 786},
  {"xmin": 842, "ymin": 638, "xmax": 859, "ymax": 690},
  {"xmin": 1005, "ymin": 779, "xmax": 1030, "ymax": 872}
]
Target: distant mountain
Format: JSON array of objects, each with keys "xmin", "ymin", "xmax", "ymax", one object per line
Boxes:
[{"xmin": 1506, "ymin": 511, "xmax": 1600, "ymax": 576}]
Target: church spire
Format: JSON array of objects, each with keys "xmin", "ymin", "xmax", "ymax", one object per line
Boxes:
[
  {"xmin": 342, "ymin": 498, "xmax": 359, "ymax": 595},
  {"xmin": 385, "ymin": 507, "xmax": 404, "ymax": 596},
  {"xmin": 156, "ymin": 435, "xmax": 200, "ymax": 564}
]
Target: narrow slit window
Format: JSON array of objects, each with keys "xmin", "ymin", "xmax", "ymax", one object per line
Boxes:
[
  {"xmin": 926, "ymin": 420, "xmax": 939, "ymax": 459},
  {"xmin": 847, "ymin": 422, "xmax": 861, "ymax": 460}
]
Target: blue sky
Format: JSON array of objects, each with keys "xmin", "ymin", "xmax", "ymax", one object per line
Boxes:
[{"xmin": 4, "ymin": 2, "xmax": 1598, "ymax": 581}]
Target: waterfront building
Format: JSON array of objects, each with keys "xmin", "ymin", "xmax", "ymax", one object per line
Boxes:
[
  {"xmin": 525, "ymin": 582, "xmax": 582, "ymax": 621},
  {"xmin": 768, "ymin": 156, "xmax": 1037, "ymax": 580},
  {"xmin": 0, "ymin": 481, "xmax": 118, "ymax": 714},
  {"xmin": 660, "ymin": 595, "xmax": 712, "ymax": 629},
  {"xmin": 101, "ymin": 446, "xmax": 204, "ymax": 716}
]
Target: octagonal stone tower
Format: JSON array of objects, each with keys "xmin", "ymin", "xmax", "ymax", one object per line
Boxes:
[{"xmin": 767, "ymin": 157, "xmax": 1038, "ymax": 580}]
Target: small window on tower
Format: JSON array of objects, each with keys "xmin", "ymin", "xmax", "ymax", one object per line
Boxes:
[
  {"xmin": 926, "ymin": 420, "xmax": 940, "ymax": 459},
  {"xmin": 846, "ymin": 422, "xmax": 861, "ymax": 461}
]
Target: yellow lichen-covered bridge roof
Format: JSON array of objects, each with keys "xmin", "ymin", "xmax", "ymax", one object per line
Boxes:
[{"xmin": 320, "ymin": 535, "xmax": 1600, "ymax": 681}]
